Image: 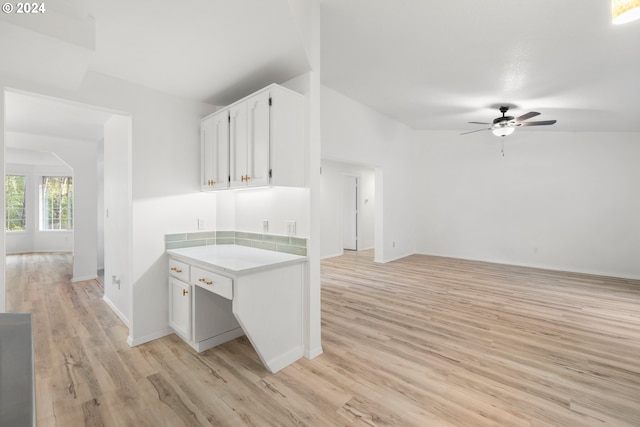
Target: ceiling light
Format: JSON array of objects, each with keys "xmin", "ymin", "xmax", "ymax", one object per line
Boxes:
[
  {"xmin": 492, "ymin": 127, "xmax": 515, "ymax": 137},
  {"xmin": 612, "ymin": 0, "xmax": 640, "ymax": 24}
]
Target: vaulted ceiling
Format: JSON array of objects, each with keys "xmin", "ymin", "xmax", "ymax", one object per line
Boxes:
[
  {"xmin": 3, "ymin": 0, "xmax": 640, "ymax": 136},
  {"xmin": 320, "ymin": 0, "xmax": 640, "ymax": 132}
]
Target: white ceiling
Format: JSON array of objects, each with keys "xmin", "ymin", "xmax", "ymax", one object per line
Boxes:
[
  {"xmin": 4, "ymin": 0, "xmax": 640, "ymax": 137},
  {"xmin": 5, "ymin": 91, "xmax": 113, "ymax": 142},
  {"xmin": 320, "ymin": 0, "xmax": 640, "ymax": 132},
  {"xmin": 87, "ymin": 0, "xmax": 310, "ymax": 106}
]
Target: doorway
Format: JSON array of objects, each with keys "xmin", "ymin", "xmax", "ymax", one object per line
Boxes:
[
  {"xmin": 342, "ymin": 174, "xmax": 358, "ymax": 251},
  {"xmin": 320, "ymin": 159, "xmax": 376, "ymax": 259},
  {"xmin": 2, "ymin": 89, "xmax": 132, "ymax": 317}
]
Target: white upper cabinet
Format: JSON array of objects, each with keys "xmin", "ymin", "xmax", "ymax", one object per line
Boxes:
[
  {"xmin": 201, "ymin": 84, "xmax": 304, "ymax": 191},
  {"xmin": 201, "ymin": 110, "xmax": 230, "ymax": 190}
]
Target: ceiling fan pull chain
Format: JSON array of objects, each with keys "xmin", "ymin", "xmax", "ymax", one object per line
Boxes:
[{"xmin": 501, "ymin": 140, "xmax": 505, "ymax": 157}]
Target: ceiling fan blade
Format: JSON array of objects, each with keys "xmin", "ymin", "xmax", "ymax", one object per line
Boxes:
[
  {"xmin": 460, "ymin": 128, "xmax": 491, "ymax": 135},
  {"xmin": 468, "ymin": 121, "xmax": 491, "ymax": 125},
  {"xmin": 518, "ymin": 120, "xmax": 557, "ymax": 127},
  {"xmin": 515, "ymin": 111, "xmax": 540, "ymax": 122}
]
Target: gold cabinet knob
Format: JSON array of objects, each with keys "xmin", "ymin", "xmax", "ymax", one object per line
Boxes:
[
  {"xmin": 170, "ymin": 267, "xmax": 182, "ymax": 273},
  {"xmin": 205, "ymin": 281, "xmax": 213, "ymax": 285},
  {"xmin": 182, "ymin": 289, "xmax": 188, "ymax": 296},
  {"xmin": 199, "ymin": 278, "xmax": 206, "ymax": 282}
]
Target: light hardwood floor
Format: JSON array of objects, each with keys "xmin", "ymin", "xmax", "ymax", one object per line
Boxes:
[{"xmin": 5, "ymin": 251, "xmax": 640, "ymax": 426}]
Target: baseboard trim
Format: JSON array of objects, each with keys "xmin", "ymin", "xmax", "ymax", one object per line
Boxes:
[
  {"xmin": 304, "ymin": 345, "xmax": 323, "ymax": 359},
  {"xmin": 102, "ymin": 295, "xmax": 130, "ymax": 327},
  {"xmin": 72, "ymin": 274, "xmax": 98, "ymax": 283},
  {"xmin": 128, "ymin": 328, "xmax": 173, "ymax": 347}
]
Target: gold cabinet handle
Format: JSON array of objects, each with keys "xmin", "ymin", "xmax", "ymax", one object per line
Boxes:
[
  {"xmin": 171, "ymin": 267, "xmax": 182, "ymax": 273},
  {"xmin": 205, "ymin": 281, "xmax": 213, "ymax": 285},
  {"xmin": 199, "ymin": 278, "xmax": 206, "ymax": 282},
  {"xmin": 182, "ymin": 289, "xmax": 188, "ymax": 296},
  {"xmin": 245, "ymin": 175, "xmax": 251, "ymax": 181}
]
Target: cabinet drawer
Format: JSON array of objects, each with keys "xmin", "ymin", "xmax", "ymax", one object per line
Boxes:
[
  {"xmin": 169, "ymin": 259, "xmax": 190, "ymax": 282},
  {"xmin": 190, "ymin": 266, "xmax": 233, "ymax": 300}
]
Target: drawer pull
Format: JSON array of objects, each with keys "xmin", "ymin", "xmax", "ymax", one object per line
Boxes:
[
  {"xmin": 171, "ymin": 267, "xmax": 183, "ymax": 273},
  {"xmin": 199, "ymin": 278, "xmax": 214, "ymax": 285},
  {"xmin": 205, "ymin": 281, "xmax": 213, "ymax": 285},
  {"xmin": 182, "ymin": 289, "xmax": 188, "ymax": 296}
]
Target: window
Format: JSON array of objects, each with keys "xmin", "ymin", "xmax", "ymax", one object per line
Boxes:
[
  {"xmin": 41, "ymin": 176, "xmax": 73, "ymax": 230},
  {"xmin": 5, "ymin": 175, "xmax": 27, "ymax": 231}
]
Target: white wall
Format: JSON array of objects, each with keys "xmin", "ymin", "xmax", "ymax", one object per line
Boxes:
[
  {"xmin": 321, "ymin": 85, "xmax": 415, "ymax": 262},
  {"xmin": 320, "ymin": 159, "xmax": 375, "ymax": 258},
  {"xmin": 413, "ymin": 130, "xmax": 640, "ymax": 279},
  {"xmin": 233, "ymin": 187, "xmax": 310, "ymax": 236},
  {"xmin": 6, "ymin": 162, "xmax": 74, "ymax": 254},
  {"xmin": 103, "ymin": 115, "xmax": 131, "ymax": 326},
  {"xmin": 0, "ymin": 72, "xmax": 217, "ymax": 342},
  {"xmin": 6, "ymin": 132, "xmax": 98, "ymax": 281},
  {"xmin": 96, "ymin": 138, "xmax": 104, "ymax": 270}
]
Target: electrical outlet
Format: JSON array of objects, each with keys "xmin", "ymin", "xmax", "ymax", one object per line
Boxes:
[
  {"xmin": 198, "ymin": 218, "xmax": 206, "ymax": 230},
  {"xmin": 263, "ymin": 220, "xmax": 269, "ymax": 233},
  {"xmin": 286, "ymin": 221, "xmax": 296, "ymax": 236}
]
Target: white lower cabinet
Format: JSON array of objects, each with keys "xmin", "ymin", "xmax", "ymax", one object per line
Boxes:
[
  {"xmin": 168, "ymin": 262, "xmax": 243, "ymax": 352},
  {"xmin": 167, "ymin": 249, "xmax": 305, "ymax": 373},
  {"xmin": 168, "ymin": 277, "xmax": 192, "ymax": 340}
]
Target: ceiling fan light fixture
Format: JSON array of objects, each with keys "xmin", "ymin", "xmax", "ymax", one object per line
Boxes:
[
  {"xmin": 492, "ymin": 126, "xmax": 515, "ymax": 137},
  {"xmin": 612, "ymin": 0, "xmax": 640, "ymax": 24}
]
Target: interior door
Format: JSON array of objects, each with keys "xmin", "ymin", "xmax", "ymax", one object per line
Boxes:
[{"xmin": 343, "ymin": 175, "xmax": 358, "ymax": 251}]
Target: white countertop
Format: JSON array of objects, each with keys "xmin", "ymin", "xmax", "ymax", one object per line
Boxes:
[{"xmin": 166, "ymin": 245, "xmax": 306, "ymax": 275}]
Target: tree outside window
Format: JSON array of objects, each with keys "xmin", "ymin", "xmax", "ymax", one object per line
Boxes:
[
  {"xmin": 5, "ymin": 175, "xmax": 27, "ymax": 231},
  {"xmin": 41, "ymin": 176, "xmax": 73, "ymax": 230}
]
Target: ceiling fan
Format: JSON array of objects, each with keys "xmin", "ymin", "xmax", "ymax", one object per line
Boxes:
[{"xmin": 461, "ymin": 106, "xmax": 557, "ymax": 137}]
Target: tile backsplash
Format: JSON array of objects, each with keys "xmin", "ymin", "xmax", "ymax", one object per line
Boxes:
[{"xmin": 165, "ymin": 231, "xmax": 307, "ymax": 256}]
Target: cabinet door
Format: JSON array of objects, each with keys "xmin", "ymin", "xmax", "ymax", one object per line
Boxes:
[
  {"xmin": 229, "ymin": 103, "xmax": 248, "ymax": 188},
  {"xmin": 169, "ymin": 277, "xmax": 192, "ymax": 340},
  {"xmin": 246, "ymin": 91, "xmax": 271, "ymax": 187},
  {"xmin": 201, "ymin": 111, "xmax": 229, "ymax": 191}
]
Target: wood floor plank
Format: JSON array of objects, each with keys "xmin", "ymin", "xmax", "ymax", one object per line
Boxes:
[{"xmin": 5, "ymin": 251, "xmax": 640, "ymax": 426}]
